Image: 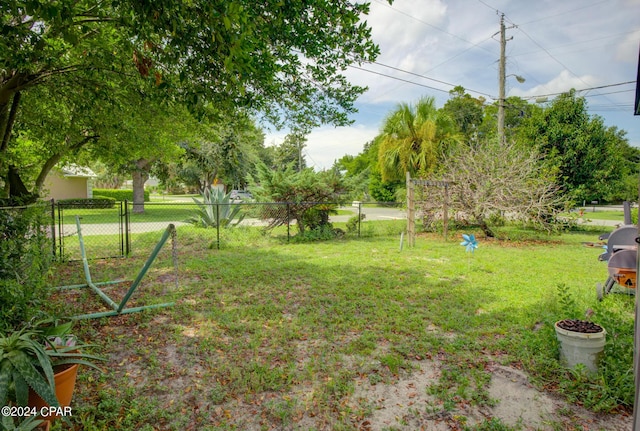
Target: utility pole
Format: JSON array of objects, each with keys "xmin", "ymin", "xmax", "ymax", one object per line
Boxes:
[
  {"xmin": 497, "ymin": 13, "xmax": 511, "ymax": 146},
  {"xmin": 496, "ymin": 14, "xmax": 524, "ymax": 146}
]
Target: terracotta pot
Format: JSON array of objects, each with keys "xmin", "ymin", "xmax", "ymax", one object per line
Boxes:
[{"xmin": 28, "ymin": 363, "xmax": 80, "ymax": 422}]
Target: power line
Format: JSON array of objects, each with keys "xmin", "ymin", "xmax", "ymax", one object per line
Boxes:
[
  {"xmin": 521, "ymin": 81, "xmax": 636, "ymax": 100},
  {"xmin": 365, "ymin": 61, "xmax": 494, "ymax": 98},
  {"xmin": 505, "ymin": 15, "xmax": 623, "ymax": 108},
  {"xmin": 373, "ymin": 0, "xmax": 494, "ymax": 56},
  {"xmin": 476, "ymin": 0, "xmax": 498, "ymax": 13},
  {"xmin": 347, "ymin": 65, "xmax": 451, "ymax": 94},
  {"xmin": 517, "ymin": 0, "xmax": 608, "ymax": 25}
]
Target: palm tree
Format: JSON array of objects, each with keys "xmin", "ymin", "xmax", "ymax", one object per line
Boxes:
[{"xmin": 378, "ymin": 96, "xmax": 459, "ymax": 181}]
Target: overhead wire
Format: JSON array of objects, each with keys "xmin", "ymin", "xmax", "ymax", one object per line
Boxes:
[
  {"xmin": 341, "ymin": 1, "xmax": 637, "ymax": 111},
  {"xmin": 368, "ymin": 0, "xmax": 498, "ymax": 97}
]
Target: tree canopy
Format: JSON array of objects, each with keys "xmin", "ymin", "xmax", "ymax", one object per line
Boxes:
[
  {"xmin": 518, "ymin": 90, "xmax": 630, "ymax": 203},
  {"xmin": 1, "ymin": 0, "xmax": 385, "ymax": 200},
  {"xmin": 378, "ymin": 96, "xmax": 459, "ymax": 182}
]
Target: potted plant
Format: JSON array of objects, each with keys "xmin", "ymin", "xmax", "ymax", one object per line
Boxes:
[
  {"xmin": 554, "ymin": 284, "xmax": 606, "ymax": 373},
  {"xmin": 0, "ymin": 415, "xmax": 47, "ymax": 431},
  {"xmin": 0, "ymin": 320, "xmax": 103, "ymax": 426}
]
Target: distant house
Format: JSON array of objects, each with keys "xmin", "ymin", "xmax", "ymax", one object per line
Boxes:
[{"xmin": 42, "ymin": 165, "xmax": 97, "ymax": 201}]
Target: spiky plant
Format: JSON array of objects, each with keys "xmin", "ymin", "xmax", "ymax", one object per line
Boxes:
[{"xmin": 186, "ymin": 187, "xmax": 245, "ymax": 228}]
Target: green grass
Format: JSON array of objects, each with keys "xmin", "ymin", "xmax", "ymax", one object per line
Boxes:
[
  {"xmin": 57, "ymin": 202, "xmax": 197, "ymax": 225},
  {"xmin": 57, "ymin": 202, "xmax": 358, "ymax": 226},
  {"xmin": 579, "ymin": 209, "xmax": 624, "ymax": 221},
  {"xmin": 45, "ymin": 223, "xmax": 633, "ymax": 430}
]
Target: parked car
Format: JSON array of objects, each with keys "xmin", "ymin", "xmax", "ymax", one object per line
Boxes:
[{"xmin": 229, "ymin": 190, "xmax": 254, "ymax": 202}]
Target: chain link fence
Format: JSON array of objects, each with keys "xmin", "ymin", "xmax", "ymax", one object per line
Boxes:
[{"xmin": 0, "ymin": 199, "xmax": 407, "ymax": 261}]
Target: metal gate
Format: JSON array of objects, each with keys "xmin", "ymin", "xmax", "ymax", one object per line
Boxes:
[{"xmin": 56, "ymin": 200, "xmax": 130, "ymax": 260}]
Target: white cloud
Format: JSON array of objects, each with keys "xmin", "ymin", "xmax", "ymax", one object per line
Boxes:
[
  {"xmin": 616, "ymin": 29, "xmax": 640, "ymax": 63},
  {"xmin": 511, "ymin": 70, "xmax": 597, "ymax": 99},
  {"xmin": 268, "ymin": 0, "xmax": 640, "ymax": 169},
  {"xmin": 266, "ymin": 124, "xmax": 379, "ymax": 170}
]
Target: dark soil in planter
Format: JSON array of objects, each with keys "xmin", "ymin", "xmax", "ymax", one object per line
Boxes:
[{"xmin": 557, "ymin": 319, "xmax": 603, "ymax": 333}]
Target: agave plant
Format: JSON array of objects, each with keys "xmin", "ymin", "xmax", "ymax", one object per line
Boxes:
[
  {"xmin": 186, "ymin": 187, "xmax": 245, "ymax": 228},
  {"xmin": 0, "ymin": 415, "xmax": 44, "ymax": 431},
  {"xmin": 0, "ymin": 320, "xmax": 103, "ymax": 409}
]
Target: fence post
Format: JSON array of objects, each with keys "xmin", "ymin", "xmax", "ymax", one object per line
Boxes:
[
  {"xmin": 406, "ymin": 172, "xmax": 415, "ymax": 247},
  {"xmin": 57, "ymin": 200, "xmax": 64, "ymax": 259},
  {"xmin": 287, "ymin": 203, "xmax": 290, "ymax": 242},
  {"xmin": 358, "ymin": 202, "xmax": 362, "ymax": 238},
  {"xmin": 216, "ymin": 202, "xmax": 220, "ymax": 250},
  {"xmin": 119, "ymin": 201, "xmax": 124, "ymax": 256},
  {"xmin": 444, "ymin": 183, "xmax": 449, "ymax": 241},
  {"xmin": 124, "ymin": 200, "xmax": 131, "ymax": 256},
  {"xmin": 50, "ymin": 199, "xmax": 57, "ymax": 258}
]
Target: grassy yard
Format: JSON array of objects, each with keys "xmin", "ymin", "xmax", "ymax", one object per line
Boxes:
[
  {"xmin": 579, "ymin": 210, "xmax": 625, "ymax": 222},
  {"xmin": 45, "ymin": 224, "xmax": 634, "ymax": 430},
  {"xmin": 55, "ymin": 202, "xmax": 357, "ymax": 226},
  {"xmin": 57, "ymin": 202, "xmax": 197, "ymax": 225}
]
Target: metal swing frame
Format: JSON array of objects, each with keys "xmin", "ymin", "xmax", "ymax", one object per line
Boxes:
[{"xmin": 56, "ymin": 216, "xmax": 176, "ymax": 320}]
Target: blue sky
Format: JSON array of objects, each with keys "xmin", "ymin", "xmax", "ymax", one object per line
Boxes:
[{"xmin": 265, "ymin": 0, "xmax": 640, "ymax": 170}]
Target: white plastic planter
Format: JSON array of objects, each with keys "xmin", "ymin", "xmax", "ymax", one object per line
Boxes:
[{"xmin": 554, "ymin": 321, "xmax": 606, "ymax": 373}]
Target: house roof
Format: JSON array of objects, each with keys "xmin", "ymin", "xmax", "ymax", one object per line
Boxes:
[{"xmin": 60, "ymin": 164, "xmax": 97, "ymax": 178}]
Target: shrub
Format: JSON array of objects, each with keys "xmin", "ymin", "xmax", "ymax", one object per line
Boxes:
[
  {"xmin": 0, "ymin": 203, "xmax": 53, "ymax": 331},
  {"xmin": 290, "ymin": 225, "xmax": 340, "ymax": 242},
  {"xmin": 346, "ymin": 213, "xmax": 366, "ymax": 233},
  {"xmin": 92, "ymin": 188, "xmax": 150, "ymax": 202},
  {"xmin": 58, "ymin": 197, "xmax": 116, "ymax": 209},
  {"xmin": 186, "ymin": 187, "xmax": 245, "ymax": 228}
]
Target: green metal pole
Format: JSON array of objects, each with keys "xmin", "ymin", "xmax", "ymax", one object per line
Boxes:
[
  {"xmin": 76, "ymin": 216, "xmax": 119, "ymax": 310},
  {"xmin": 72, "ymin": 302, "xmax": 175, "ymax": 320},
  {"xmin": 116, "ymin": 224, "xmax": 176, "ymax": 313},
  {"xmin": 54, "ymin": 280, "xmax": 124, "ymax": 290}
]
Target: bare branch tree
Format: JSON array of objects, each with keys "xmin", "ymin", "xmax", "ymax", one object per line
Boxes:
[{"xmin": 418, "ymin": 142, "xmax": 570, "ymax": 237}]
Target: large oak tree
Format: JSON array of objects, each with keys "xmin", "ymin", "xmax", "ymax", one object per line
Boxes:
[{"xmin": 1, "ymin": 0, "xmax": 385, "ymax": 201}]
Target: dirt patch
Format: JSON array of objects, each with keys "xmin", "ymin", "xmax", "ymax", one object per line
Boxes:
[{"xmin": 348, "ymin": 361, "xmax": 632, "ymax": 431}]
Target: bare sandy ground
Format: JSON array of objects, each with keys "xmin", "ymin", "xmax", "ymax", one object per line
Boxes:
[{"xmin": 348, "ymin": 359, "xmax": 632, "ymax": 431}]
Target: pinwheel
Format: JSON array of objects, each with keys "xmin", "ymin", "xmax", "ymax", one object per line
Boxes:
[{"xmin": 460, "ymin": 234, "xmax": 478, "ymax": 253}]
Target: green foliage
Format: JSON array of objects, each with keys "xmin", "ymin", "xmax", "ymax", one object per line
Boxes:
[
  {"xmin": 92, "ymin": 189, "xmax": 149, "ymax": 203},
  {"xmin": 251, "ymin": 164, "xmax": 343, "ymax": 234},
  {"xmin": 556, "ymin": 283, "xmax": 580, "ymax": 319},
  {"xmin": 2, "ymin": 0, "xmax": 382, "ymax": 200},
  {"xmin": 186, "ymin": 187, "xmax": 245, "ymax": 228},
  {"xmin": 170, "ymin": 112, "xmax": 264, "ymax": 192},
  {"xmin": 442, "ymin": 86, "xmax": 485, "ymax": 144},
  {"xmin": 0, "ymin": 320, "xmax": 103, "ymax": 410},
  {"xmin": 463, "ymin": 418, "xmax": 517, "ymax": 431},
  {"xmin": 42, "ymin": 225, "xmax": 637, "ymax": 428},
  {"xmin": 58, "ymin": 197, "xmax": 116, "ymax": 209},
  {"xmin": 346, "ymin": 213, "xmax": 366, "ymax": 233},
  {"xmin": 0, "ymin": 415, "xmax": 44, "ymax": 431},
  {"xmin": 270, "ymin": 133, "xmax": 308, "ymax": 172},
  {"xmin": 378, "ymin": 96, "xmax": 460, "ymax": 181},
  {"xmin": 517, "ymin": 90, "xmax": 631, "ymax": 203},
  {"xmin": 369, "ymin": 172, "xmax": 401, "ymax": 202},
  {"xmin": 290, "ymin": 224, "xmax": 341, "ymax": 243},
  {"xmin": 0, "ymin": 203, "xmax": 52, "ymax": 332}
]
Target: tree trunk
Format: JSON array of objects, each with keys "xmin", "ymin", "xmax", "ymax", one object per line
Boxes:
[
  {"xmin": 478, "ymin": 218, "xmax": 495, "ymax": 238},
  {"xmin": 132, "ymin": 158, "xmax": 150, "ymax": 214}
]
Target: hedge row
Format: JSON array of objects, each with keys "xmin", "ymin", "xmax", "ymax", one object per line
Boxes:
[
  {"xmin": 58, "ymin": 197, "xmax": 116, "ymax": 209},
  {"xmin": 92, "ymin": 188, "xmax": 150, "ymax": 202}
]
